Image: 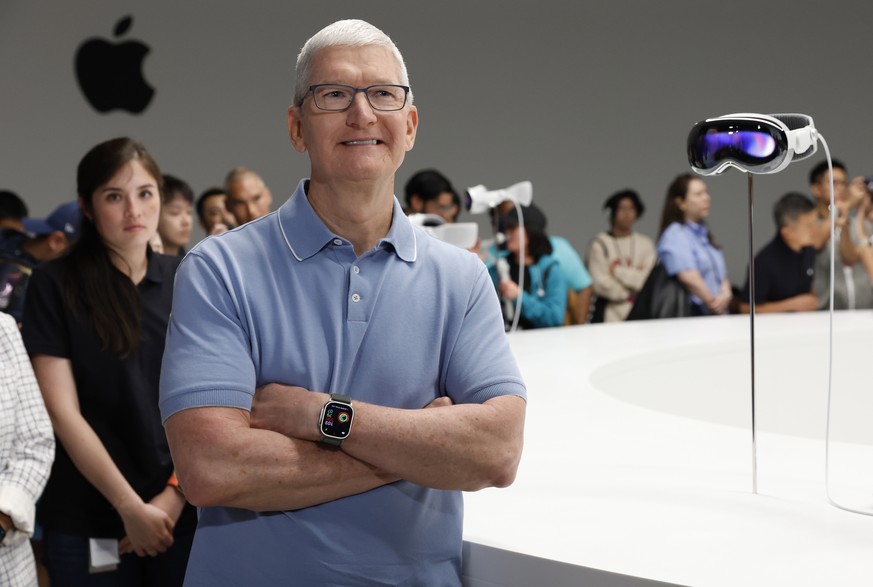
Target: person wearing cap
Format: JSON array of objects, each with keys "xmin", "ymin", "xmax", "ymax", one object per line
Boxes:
[
  {"xmin": 489, "ymin": 204, "xmax": 569, "ymax": 329},
  {"xmin": 587, "ymin": 189, "xmax": 656, "ymax": 322},
  {"xmin": 0, "ymin": 202, "xmax": 80, "ymax": 325}
]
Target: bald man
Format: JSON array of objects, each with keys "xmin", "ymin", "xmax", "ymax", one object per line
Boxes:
[{"xmin": 224, "ymin": 167, "xmax": 273, "ymax": 225}]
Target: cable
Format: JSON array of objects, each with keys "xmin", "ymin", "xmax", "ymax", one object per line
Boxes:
[{"xmin": 819, "ymin": 134, "xmax": 872, "ymax": 516}]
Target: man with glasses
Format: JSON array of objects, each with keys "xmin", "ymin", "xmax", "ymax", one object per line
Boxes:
[{"xmin": 160, "ymin": 19, "xmax": 526, "ymax": 586}]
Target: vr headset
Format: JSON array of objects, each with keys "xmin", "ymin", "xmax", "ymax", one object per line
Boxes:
[{"xmin": 687, "ymin": 113, "xmax": 818, "ymax": 175}]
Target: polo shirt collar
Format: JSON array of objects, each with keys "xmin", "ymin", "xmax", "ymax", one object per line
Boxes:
[
  {"xmin": 685, "ymin": 220, "xmax": 709, "ymax": 240},
  {"xmin": 278, "ymin": 179, "xmax": 417, "ymax": 263}
]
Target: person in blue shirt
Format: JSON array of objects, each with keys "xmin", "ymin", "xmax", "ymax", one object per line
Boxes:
[
  {"xmin": 657, "ymin": 173, "xmax": 731, "ymax": 315},
  {"xmin": 489, "ymin": 204, "xmax": 568, "ymax": 329},
  {"xmin": 160, "ymin": 19, "xmax": 526, "ymax": 587}
]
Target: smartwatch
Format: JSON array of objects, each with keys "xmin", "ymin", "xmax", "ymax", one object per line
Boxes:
[
  {"xmin": 319, "ymin": 394, "xmax": 354, "ymax": 447},
  {"xmin": 0, "ymin": 521, "xmax": 7, "ymax": 544}
]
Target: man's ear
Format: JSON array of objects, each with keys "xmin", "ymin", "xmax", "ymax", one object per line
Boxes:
[
  {"xmin": 288, "ymin": 105, "xmax": 307, "ymax": 153},
  {"xmin": 404, "ymin": 105, "xmax": 418, "ymax": 152}
]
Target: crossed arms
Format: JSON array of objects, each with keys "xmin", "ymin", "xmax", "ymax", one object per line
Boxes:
[{"xmin": 164, "ymin": 387, "xmax": 525, "ymax": 512}]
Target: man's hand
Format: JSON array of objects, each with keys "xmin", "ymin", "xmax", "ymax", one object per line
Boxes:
[{"xmin": 250, "ymin": 384, "xmax": 325, "ymax": 441}]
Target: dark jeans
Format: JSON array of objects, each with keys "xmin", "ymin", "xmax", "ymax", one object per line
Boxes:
[{"xmin": 42, "ymin": 530, "xmax": 194, "ymax": 587}]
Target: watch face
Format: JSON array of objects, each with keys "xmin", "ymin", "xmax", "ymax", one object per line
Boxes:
[{"xmin": 321, "ymin": 401, "xmax": 353, "ymax": 440}]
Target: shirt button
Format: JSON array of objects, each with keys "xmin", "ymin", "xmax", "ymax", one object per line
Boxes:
[
  {"xmin": 351, "ymin": 293, "xmax": 361, "ymax": 303},
  {"xmin": 353, "ymin": 266, "xmax": 360, "ymax": 274},
  {"xmin": 333, "ymin": 238, "xmax": 343, "ymax": 246}
]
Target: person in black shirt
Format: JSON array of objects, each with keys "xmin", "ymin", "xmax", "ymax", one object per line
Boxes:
[
  {"xmin": 21, "ymin": 138, "xmax": 195, "ymax": 586},
  {"xmin": 739, "ymin": 192, "xmax": 818, "ymax": 313}
]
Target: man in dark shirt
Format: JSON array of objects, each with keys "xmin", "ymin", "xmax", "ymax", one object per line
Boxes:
[
  {"xmin": 0, "ymin": 202, "xmax": 80, "ymax": 324},
  {"xmin": 739, "ymin": 192, "xmax": 818, "ymax": 313}
]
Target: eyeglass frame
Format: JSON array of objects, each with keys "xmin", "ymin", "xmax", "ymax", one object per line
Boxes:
[{"xmin": 305, "ymin": 84, "xmax": 411, "ymax": 112}]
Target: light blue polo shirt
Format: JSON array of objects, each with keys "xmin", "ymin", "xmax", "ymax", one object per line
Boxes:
[
  {"xmin": 160, "ymin": 179, "xmax": 526, "ymax": 586},
  {"xmin": 657, "ymin": 221, "xmax": 728, "ymax": 308}
]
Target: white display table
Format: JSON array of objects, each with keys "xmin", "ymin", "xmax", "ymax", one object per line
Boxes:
[{"xmin": 462, "ymin": 311, "xmax": 873, "ymax": 587}]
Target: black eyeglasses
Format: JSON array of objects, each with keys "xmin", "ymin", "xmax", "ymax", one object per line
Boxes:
[{"xmin": 307, "ymin": 84, "xmax": 410, "ymax": 112}]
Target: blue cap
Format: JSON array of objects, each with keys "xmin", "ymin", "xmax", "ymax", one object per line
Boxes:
[{"xmin": 23, "ymin": 201, "xmax": 81, "ymax": 240}]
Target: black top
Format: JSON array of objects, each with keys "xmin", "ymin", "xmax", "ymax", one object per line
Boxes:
[
  {"xmin": 21, "ymin": 251, "xmax": 196, "ymax": 537},
  {"xmin": 741, "ymin": 234, "xmax": 815, "ymax": 304}
]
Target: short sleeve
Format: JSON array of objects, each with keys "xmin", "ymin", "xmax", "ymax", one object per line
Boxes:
[
  {"xmin": 442, "ymin": 265, "xmax": 526, "ymax": 406},
  {"xmin": 159, "ymin": 252, "xmax": 258, "ymax": 421},
  {"xmin": 657, "ymin": 225, "xmax": 695, "ymax": 276},
  {"xmin": 21, "ymin": 265, "xmax": 71, "ymax": 359},
  {"xmin": 550, "ymin": 237, "xmax": 592, "ymax": 291}
]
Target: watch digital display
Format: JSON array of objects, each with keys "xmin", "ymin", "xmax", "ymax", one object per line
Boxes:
[{"xmin": 320, "ymin": 401, "xmax": 353, "ymax": 439}]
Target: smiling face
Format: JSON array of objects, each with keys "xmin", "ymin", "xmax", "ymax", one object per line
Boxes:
[
  {"xmin": 86, "ymin": 159, "xmax": 161, "ymax": 256},
  {"xmin": 287, "ymin": 44, "xmax": 418, "ymax": 186}
]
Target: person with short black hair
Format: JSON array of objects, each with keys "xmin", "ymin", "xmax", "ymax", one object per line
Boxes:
[
  {"xmin": 0, "ymin": 190, "xmax": 28, "ymax": 235},
  {"xmin": 808, "ymin": 159, "xmax": 873, "ymax": 309},
  {"xmin": 587, "ymin": 189, "xmax": 656, "ymax": 322},
  {"xmin": 404, "ymin": 169, "xmax": 461, "ymax": 222},
  {"xmin": 738, "ymin": 192, "xmax": 818, "ymax": 313},
  {"xmin": 0, "ymin": 202, "xmax": 80, "ymax": 325},
  {"xmin": 158, "ymin": 174, "xmax": 193, "ymax": 256},
  {"xmin": 194, "ymin": 187, "xmax": 235, "ymax": 236}
]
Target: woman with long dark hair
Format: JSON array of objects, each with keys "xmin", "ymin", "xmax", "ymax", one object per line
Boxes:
[
  {"xmin": 21, "ymin": 137, "xmax": 195, "ymax": 585},
  {"xmin": 656, "ymin": 173, "xmax": 731, "ymax": 315}
]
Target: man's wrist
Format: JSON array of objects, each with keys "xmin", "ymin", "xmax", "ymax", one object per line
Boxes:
[{"xmin": 0, "ymin": 510, "xmax": 13, "ymax": 534}]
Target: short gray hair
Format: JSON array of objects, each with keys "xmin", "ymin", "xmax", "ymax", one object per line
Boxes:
[{"xmin": 293, "ymin": 19, "xmax": 412, "ymax": 107}]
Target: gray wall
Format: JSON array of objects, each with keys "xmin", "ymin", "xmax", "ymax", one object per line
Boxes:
[{"xmin": 2, "ymin": 1, "xmax": 871, "ymax": 283}]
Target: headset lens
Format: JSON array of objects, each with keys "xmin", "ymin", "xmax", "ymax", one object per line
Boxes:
[{"xmin": 688, "ymin": 120, "xmax": 788, "ymax": 175}]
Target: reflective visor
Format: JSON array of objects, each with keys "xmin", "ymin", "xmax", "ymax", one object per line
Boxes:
[{"xmin": 688, "ymin": 118, "xmax": 789, "ymax": 175}]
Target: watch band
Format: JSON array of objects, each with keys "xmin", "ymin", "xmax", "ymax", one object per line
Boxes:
[{"xmin": 330, "ymin": 393, "xmax": 352, "ymax": 403}]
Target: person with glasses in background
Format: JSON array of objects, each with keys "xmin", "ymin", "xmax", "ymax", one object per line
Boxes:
[
  {"xmin": 160, "ymin": 19, "xmax": 526, "ymax": 586},
  {"xmin": 403, "ymin": 169, "xmax": 461, "ymax": 223}
]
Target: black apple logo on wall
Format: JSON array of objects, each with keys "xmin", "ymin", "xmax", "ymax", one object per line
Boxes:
[{"xmin": 75, "ymin": 16, "xmax": 155, "ymax": 114}]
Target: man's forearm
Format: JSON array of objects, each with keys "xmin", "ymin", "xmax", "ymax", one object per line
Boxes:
[
  {"xmin": 165, "ymin": 407, "xmax": 398, "ymax": 511},
  {"xmin": 251, "ymin": 386, "xmax": 526, "ymax": 492}
]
